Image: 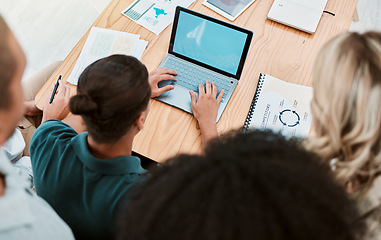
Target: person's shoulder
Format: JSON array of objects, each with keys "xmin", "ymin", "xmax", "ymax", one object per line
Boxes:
[
  {"xmin": 30, "ymin": 120, "xmax": 79, "ymax": 163},
  {"xmin": 22, "ymin": 193, "xmax": 75, "ymax": 239},
  {"xmin": 0, "ymin": 167, "xmax": 75, "ymax": 240},
  {"xmin": 29, "ymin": 194, "xmax": 74, "ymax": 236},
  {"xmin": 360, "ymin": 176, "xmax": 381, "ymax": 212},
  {"xmin": 31, "ymin": 120, "xmax": 77, "ymax": 147},
  {"xmin": 36, "ymin": 119, "xmax": 76, "ymax": 134}
]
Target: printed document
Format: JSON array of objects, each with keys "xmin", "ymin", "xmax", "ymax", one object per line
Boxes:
[{"xmin": 67, "ymin": 27, "xmax": 148, "ymax": 85}]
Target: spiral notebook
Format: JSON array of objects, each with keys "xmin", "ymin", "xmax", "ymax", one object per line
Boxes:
[{"xmin": 244, "ymin": 74, "xmax": 313, "ymax": 138}]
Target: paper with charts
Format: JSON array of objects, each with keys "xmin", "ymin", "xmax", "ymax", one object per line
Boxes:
[
  {"xmin": 246, "ymin": 74, "xmax": 313, "ymax": 138},
  {"xmin": 122, "ymin": 0, "xmax": 195, "ymax": 35},
  {"xmin": 67, "ymin": 27, "xmax": 148, "ymax": 85}
]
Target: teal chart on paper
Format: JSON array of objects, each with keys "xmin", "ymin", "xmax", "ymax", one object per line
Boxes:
[
  {"xmin": 122, "ymin": 0, "xmax": 195, "ymax": 35},
  {"xmin": 172, "ymin": 10, "xmax": 248, "ymax": 75},
  {"xmin": 154, "ymin": 8, "xmax": 167, "ymax": 18}
]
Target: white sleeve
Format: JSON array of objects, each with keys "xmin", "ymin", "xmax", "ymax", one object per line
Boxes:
[{"xmin": 2, "ymin": 129, "xmax": 25, "ymax": 162}]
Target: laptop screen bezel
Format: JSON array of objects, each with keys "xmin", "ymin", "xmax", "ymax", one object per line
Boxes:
[{"xmin": 168, "ymin": 6, "xmax": 253, "ymax": 80}]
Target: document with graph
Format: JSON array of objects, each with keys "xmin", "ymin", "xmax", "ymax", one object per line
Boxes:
[
  {"xmin": 244, "ymin": 74, "xmax": 313, "ymax": 138},
  {"xmin": 67, "ymin": 27, "xmax": 148, "ymax": 85},
  {"xmin": 121, "ymin": 0, "xmax": 195, "ymax": 34}
]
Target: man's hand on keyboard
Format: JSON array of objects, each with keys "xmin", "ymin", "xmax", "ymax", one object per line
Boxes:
[
  {"xmin": 149, "ymin": 68, "xmax": 178, "ymax": 98},
  {"xmin": 189, "ymin": 81, "xmax": 224, "ymax": 148}
]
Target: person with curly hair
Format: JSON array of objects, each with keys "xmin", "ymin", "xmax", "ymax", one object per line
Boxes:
[{"xmin": 118, "ymin": 130, "xmax": 364, "ymax": 240}]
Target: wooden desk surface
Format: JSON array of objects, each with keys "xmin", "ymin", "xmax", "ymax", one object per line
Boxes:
[{"xmin": 35, "ymin": 0, "xmax": 358, "ymax": 162}]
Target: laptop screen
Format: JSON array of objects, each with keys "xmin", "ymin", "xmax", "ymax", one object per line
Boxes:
[{"xmin": 170, "ymin": 7, "xmax": 252, "ymax": 78}]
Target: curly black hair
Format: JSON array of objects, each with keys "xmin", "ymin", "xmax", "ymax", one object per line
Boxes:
[{"xmin": 117, "ymin": 130, "xmax": 364, "ymax": 240}]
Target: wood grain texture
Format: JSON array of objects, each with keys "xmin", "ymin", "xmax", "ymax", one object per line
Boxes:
[{"xmin": 35, "ymin": 0, "xmax": 358, "ymax": 162}]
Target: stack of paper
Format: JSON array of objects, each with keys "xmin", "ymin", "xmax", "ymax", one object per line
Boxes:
[
  {"xmin": 67, "ymin": 27, "xmax": 148, "ymax": 85},
  {"xmin": 121, "ymin": 0, "xmax": 195, "ymax": 35}
]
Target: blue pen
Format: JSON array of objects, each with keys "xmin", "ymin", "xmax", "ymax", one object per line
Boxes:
[{"xmin": 49, "ymin": 75, "xmax": 62, "ymax": 104}]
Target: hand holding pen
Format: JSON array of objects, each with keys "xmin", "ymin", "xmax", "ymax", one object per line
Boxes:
[
  {"xmin": 42, "ymin": 75, "xmax": 71, "ymax": 122},
  {"xmin": 49, "ymin": 75, "xmax": 62, "ymax": 104}
]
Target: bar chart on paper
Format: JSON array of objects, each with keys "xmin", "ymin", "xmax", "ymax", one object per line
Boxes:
[
  {"xmin": 122, "ymin": 0, "xmax": 195, "ymax": 34},
  {"xmin": 123, "ymin": 0, "xmax": 155, "ymax": 21}
]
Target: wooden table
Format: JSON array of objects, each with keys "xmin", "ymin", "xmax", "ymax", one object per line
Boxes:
[{"xmin": 35, "ymin": 0, "xmax": 358, "ymax": 162}]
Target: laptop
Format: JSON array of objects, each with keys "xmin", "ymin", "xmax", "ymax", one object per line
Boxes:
[
  {"xmin": 155, "ymin": 7, "xmax": 253, "ymax": 122},
  {"xmin": 267, "ymin": 0, "xmax": 328, "ymax": 34}
]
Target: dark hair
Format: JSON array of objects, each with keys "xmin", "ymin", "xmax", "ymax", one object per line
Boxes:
[
  {"xmin": 0, "ymin": 15, "xmax": 17, "ymax": 110},
  {"xmin": 118, "ymin": 130, "xmax": 364, "ymax": 240},
  {"xmin": 69, "ymin": 55, "xmax": 151, "ymax": 143}
]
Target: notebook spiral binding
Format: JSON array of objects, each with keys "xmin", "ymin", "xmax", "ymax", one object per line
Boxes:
[{"xmin": 243, "ymin": 73, "xmax": 265, "ymax": 132}]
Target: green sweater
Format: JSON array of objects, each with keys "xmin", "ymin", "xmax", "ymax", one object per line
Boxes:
[{"xmin": 30, "ymin": 120, "xmax": 147, "ymax": 240}]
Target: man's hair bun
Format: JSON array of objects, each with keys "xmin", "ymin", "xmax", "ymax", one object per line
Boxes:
[
  {"xmin": 72, "ymin": 55, "xmax": 151, "ymax": 143},
  {"xmin": 69, "ymin": 94, "xmax": 98, "ymax": 115}
]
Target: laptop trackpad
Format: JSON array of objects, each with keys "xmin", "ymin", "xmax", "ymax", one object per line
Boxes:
[{"xmin": 161, "ymin": 84, "xmax": 193, "ymax": 114}]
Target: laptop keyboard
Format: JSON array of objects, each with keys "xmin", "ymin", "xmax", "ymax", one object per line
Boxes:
[{"xmin": 163, "ymin": 57, "xmax": 233, "ymax": 101}]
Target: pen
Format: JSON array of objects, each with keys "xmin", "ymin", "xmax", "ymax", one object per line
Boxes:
[{"xmin": 49, "ymin": 75, "xmax": 62, "ymax": 104}]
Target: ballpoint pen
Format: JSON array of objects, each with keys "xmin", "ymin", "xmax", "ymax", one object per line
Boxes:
[{"xmin": 49, "ymin": 75, "xmax": 62, "ymax": 104}]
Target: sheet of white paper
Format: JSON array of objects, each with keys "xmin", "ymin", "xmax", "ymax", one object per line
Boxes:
[
  {"xmin": 131, "ymin": 40, "xmax": 149, "ymax": 59},
  {"xmin": 122, "ymin": 0, "xmax": 195, "ymax": 35},
  {"xmin": 67, "ymin": 27, "xmax": 145, "ymax": 85}
]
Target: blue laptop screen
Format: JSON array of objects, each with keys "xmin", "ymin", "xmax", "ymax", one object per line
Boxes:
[{"xmin": 172, "ymin": 10, "xmax": 249, "ymax": 76}]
